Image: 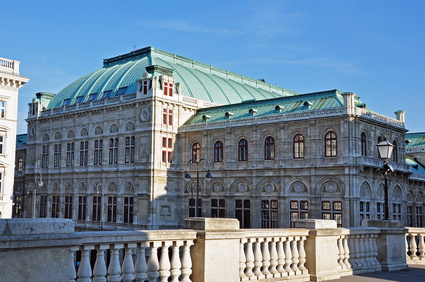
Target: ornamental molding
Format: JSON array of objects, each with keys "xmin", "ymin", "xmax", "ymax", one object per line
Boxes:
[{"xmin": 0, "ymin": 74, "xmax": 29, "ymax": 89}]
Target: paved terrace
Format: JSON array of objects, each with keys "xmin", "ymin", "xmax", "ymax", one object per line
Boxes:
[{"xmin": 330, "ymin": 265, "xmax": 425, "ymax": 282}]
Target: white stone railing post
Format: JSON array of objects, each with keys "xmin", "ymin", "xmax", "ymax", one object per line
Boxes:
[
  {"xmin": 298, "ymin": 236, "xmax": 308, "ymax": 274},
  {"xmin": 244, "ymin": 238, "xmax": 255, "ymax": 278},
  {"xmin": 253, "ymin": 238, "xmax": 264, "ymax": 278},
  {"xmin": 276, "ymin": 238, "xmax": 286, "ymax": 276},
  {"xmin": 180, "ymin": 240, "xmax": 193, "ymax": 282},
  {"xmin": 284, "ymin": 237, "xmax": 294, "ymax": 276},
  {"xmin": 419, "ymin": 234, "xmax": 425, "ymax": 260},
  {"xmin": 78, "ymin": 245, "xmax": 94, "ymax": 282},
  {"xmin": 170, "ymin": 241, "xmax": 182, "ymax": 282},
  {"xmin": 108, "ymin": 243, "xmax": 123, "ymax": 281},
  {"xmin": 147, "ymin": 242, "xmax": 160, "ymax": 282},
  {"xmin": 122, "ymin": 243, "xmax": 136, "ymax": 282},
  {"xmin": 93, "ymin": 245, "xmax": 108, "ymax": 281},
  {"xmin": 159, "ymin": 242, "xmax": 171, "ymax": 282},
  {"xmin": 261, "ymin": 238, "xmax": 271, "ymax": 277},
  {"xmin": 239, "ymin": 239, "xmax": 247, "ymax": 279},
  {"xmin": 269, "ymin": 238, "xmax": 278, "ymax": 276},
  {"xmin": 290, "ymin": 236, "xmax": 300, "ymax": 275},
  {"xmin": 405, "ymin": 227, "xmax": 425, "ymax": 264},
  {"xmin": 134, "ymin": 243, "xmax": 148, "ymax": 281}
]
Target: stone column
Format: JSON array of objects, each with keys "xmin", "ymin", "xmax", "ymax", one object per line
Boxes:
[
  {"xmin": 184, "ymin": 218, "xmax": 243, "ymax": 282},
  {"xmin": 362, "ymin": 220, "xmax": 408, "ymax": 271},
  {"xmin": 295, "ymin": 219, "xmax": 342, "ymax": 281}
]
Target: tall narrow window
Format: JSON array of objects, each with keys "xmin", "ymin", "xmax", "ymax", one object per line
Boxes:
[
  {"xmin": 124, "ymin": 197, "xmax": 134, "ymax": 223},
  {"xmin": 359, "ymin": 201, "xmax": 371, "ymax": 224},
  {"xmin": 264, "ymin": 136, "xmax": 275, "ymax": 160},
  {"xmin": 321, "ymin": 201, "xmax": 342, "ymax": 227},
  {"xmin": 18, "ymin": 158, "xmax": 23, "ymax": 173},
  {"xmin": 188, "ymin": 198, "xmax": 202, "ymax": 217},
  {"xmin": 42, "ymin": 145, "xmax": 49, "ymax": 168},
  {"xmin": 39, "ymin": 196, "xmax": 47, "ymax": 218},
  {"xmin": 65, "ymin": 196, "xmax": 73, "ymax": 219},
  {"xmin": 290, "ymin": 200, "xmax": 309, "ymax": 228},
  {"xmin": 261, "ymin": 200, "xmax": 278, "ymax": 228},
  {"xmin": 293, "ymin": 134, "xmax": 305, "ymax": 159},
  {"xmin": 377, "ymin": 136, "xmax": 383, "ymax": 157},
  {"xmin": 78, "ymin": 196, "xmax": 87, "ymax": 220},
  {"xmin": 0, "ymin": 136, "xmax": 3, "ymax": 154},
  {"xmin": 54, "ymin": 144, "xmax": 61, "ymax": 167},
  {"xmin": 325, "ymin": 131, "xmax": 337, "ymax": 157},
  {"xmin": 109, "ymin": 138, "xmax": 118, "ymax": 164},
  {"xmin": 163, "ymin": 109, "xmax": 168, "ymax": 124},
  {"xmin": 163, "ymin": 82, "xmax": 173, "ymax": 96},
  {"xmin": 66, "ymin": 142, "xmax": 74, "ymax": 167},
  {"xmin": 94, "ymin": 139, "xmax": 103, "ymax": 165},
  {"xmin": 80, "ymin": 141, "xmax": 88, "ymax": 166},
  {"xmin": 376, "ymin": 202, "xmax": 384, "ymax": 219},
  {"xmin": 168, "ymin": 109, "xmax": 173, "ymax": 125},
  {"xmin": 125, "ymin": 136, "xmax": 135, "ymax": 163},
  {"xmin": 0, "ymin": 173, "xmax": 2, "ymax": 193},
  {"xmin": 51, "ymin": 195, "xmax": 60, "ymax": 218},
  {"xmin": 235, "ymin": 199, "xmax": 251, "ymax": 228},
  {"xmin": 361, "ymin": 132, "xmax": 367, "ymax": 156},
  {"xmin": 214, "ymin": 141, "xmax": 223, "ymax": 162},
  {"xmin": 143, "ymin": 81, "xmax": 148, "ymax": 94},
  {"xmin": 107, "ymin": 196, "xmax": 117, "ymax": 222},
  {"xmin": 0, "ymin": 101, "xmax": 5, "ymax": 118},
  {"xmin": 392, "ymin": 140, "xmax": 398, "ymax": 162},
  {"xmin": 192, "ymin": 143, "xmax": 200, "ymax": 162},
  {"xmin": 392, "ymin": 203, "xmax": 402, "ymax": 220},
  {"xmin": 407, "ymin": 205, "xmax": 414, "ymax": 227},
  {"xmin": 238, "ymin": 139, "xmax": 248, "ymax": 161},
  {"xmin": 416, "ymin": 206, "xmax": 423, "ymax": 227},
  {"xmin": 211, "ymin": 199, "xmax": 226, "ymax": 218},
  {"xmin": 92, "ymin": 196, "xmax": 101, "ymax": 221}
]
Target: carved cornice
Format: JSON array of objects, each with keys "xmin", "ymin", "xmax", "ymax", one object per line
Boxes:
[{"xmin": 0, "ymin": 73, "xmax": 29, "ymax": 89}]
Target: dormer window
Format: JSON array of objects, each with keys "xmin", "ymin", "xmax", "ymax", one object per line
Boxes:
[
  {"xmin": 275, "ymin": 105, "xmax": 283, "ymax": 112},
  {"xmin": 225, "ymin": 112, "xmax": 233, "ymax": 118},
  {"xmin": 62, "ymin": 99, "xmax": 71, "ymax": 106},
  {"xmin": 75, "ymin": 96, "xmax": 85, "ymax": 104},
  {"xmin": 164, "ymin": 82, "xmax": 173, "ymax": 97},
  {"xmin": 249, "ymin": 109, "xmax": 257, "ymax": 115},
  {"xmin": 202, "ymin": 115, "xmax": 211, "ymax": 121},
  {"xmin": 88, "ymin": 93, "xmax": 98, "ymax": 101},
  {"xmin": 303, "ymin": 101, "xmax": 312, "ymax": 108},
  {"xmin": 143, "ymin": 81, "xmax": 148, "ymax": 94},
  {"xmin": 117, "ymin": 87, "xmax": 128, "ymax": 96},
  {"xmin": 102, "ymin": 90, "xmax": 112, "ymax": 99}
]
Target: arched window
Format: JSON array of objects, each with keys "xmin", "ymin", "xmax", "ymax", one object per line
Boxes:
[
  {"xmin": 214, "ymin": 141, "xmax": 223, "ymax": 162},
  {"xmin": 293, "ymin": 134, "xmax": 305, "ymax": 159},
  {"xmin": 377, "ymin": 136, "xmax": 383, "ymax": 157},
  {"xmin": 392, "ymin": 140, "xmax": 398, "ymax": 162},
  {"xmin": 325, "ymin": 131, "xmax": 337, "ymax": 157},
  {"xmin": 361, "ymin": 132, "xmax": 367, "ymax": 156},
  {"xmin": 192, "ymin": 143, "xmax": 200, "ymax": 162},
  {"xmin": 264, "ymin": 136, "xmax": 275, "ymax": 160},
  {"xmin": 238, "ymin": 139, "xmax": 248, "ymax": 161}
]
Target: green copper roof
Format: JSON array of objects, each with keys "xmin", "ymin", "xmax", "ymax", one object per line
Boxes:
[
  {"xmin": 16, "ymin": 134, "xmax": 27, "ymax": 146},
  {"xmin": 406, "ymin": 157, "xmax": 425, "ymax": 175},
  {"xmin": 184, "ymin": 89, "xmax": 346, "ymax": 125},
  {"xmin": 406, "ymin": 132, "xmax": 425, "ymax": 148},
  {"xmin": 47, "ymin": 47, "xmax": 299, "ymax": 109}
]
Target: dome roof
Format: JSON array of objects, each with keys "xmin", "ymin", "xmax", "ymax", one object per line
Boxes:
[{"xmin": 47, "ymin": 47, "xmax": 299, "ymax": 109}]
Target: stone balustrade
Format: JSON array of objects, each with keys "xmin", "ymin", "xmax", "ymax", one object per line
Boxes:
[
  {"xmin": 0, "ymin": 57, "xmax": 20, "ymax": 74},
  {"xmin": 406, "ymin": 227, "xmax": 425, "ymax": 264},
  {"xmin": 0, "ymin": 218, "xmax": 412, "ymax": 282}
]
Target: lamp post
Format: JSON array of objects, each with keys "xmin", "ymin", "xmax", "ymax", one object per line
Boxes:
[
  {"xmin": 33, "ymin": 170, "xmax": 43, "ymax": 218},
  {"xmin": 376, "ymin": 137, "xmax": 395, "ymax": 220},
  {"xmin": 95, "ymin": 183, "xmax": 104, "ymax": 230},
  {"xmin": 184, "ymin": 158, "xmax": 212, "ymax": 217}
]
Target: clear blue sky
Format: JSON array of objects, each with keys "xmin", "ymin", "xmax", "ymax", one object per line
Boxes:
[{"xmin": 2, "ymin": 0, "xmax": 424, "ymax": 134}]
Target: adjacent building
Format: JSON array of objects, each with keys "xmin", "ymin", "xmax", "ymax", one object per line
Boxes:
[{"xmin": 13, "ymin": 47, "xmax": 425, "ymax": 229}]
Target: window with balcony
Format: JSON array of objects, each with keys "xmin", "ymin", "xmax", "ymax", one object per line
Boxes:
[
  {"xmin": 293, "ymin": 134, "xmax": 305, "ymax": 159},
  {"xmin": 325, "ymin": 131, "xmax": 337, "ymax": 157},
  {"xmin": 211, "ymin": 198, "xmax": 225, "ymax": 218},
  {"xmin": 125, "ymin": 136, "xmax": 135, "ymax": 163},
  {"xmin": 214, "ymin": 141, "xmax": 223, "ymax": 162},
  {"xmin": 261, "ymin": 200, "xmax": 278, "ymax": 228},
  {"xmin": 192, "ymin": 143, "xmax": 200, "ymax": 162},
  {"xmin": 235, "ymin": 199, "xmax": 250, "ymax": 228},
  {"xmin": 264, "ymin": 136, "xmax": 275, "ymax": 160},
  {"xmin": 290, "ymin": 200, "xmax": 309, "ymax": 228},
  {"xmin": 238, "ymin": 139, "xmax": 248, "ymax": 161}
]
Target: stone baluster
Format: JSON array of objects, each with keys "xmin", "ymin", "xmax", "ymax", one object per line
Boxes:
[
  {"xmin": 298, "ymin": 236, "xmax": 307, "ymax": 274},
  {"xmin": 276, "ymin": 238, "xmax": 286, "ymax": 276},
  {"xmin": 239, "ymin": 239, "xmax": 247, "ymax": 278},
  {"xmin": 147, "ymin": 242, "xmax": 160, "ymax": 282},
  {"xmin": 262, "ymin": 238, "xmax": 271, "ymax": 276},
  {"xmin": 366, "ymin": 235, "xmax": 375, "ymax": 267},
  {"xmin": 253, "ymin": 238, "xmax": 264, "ymax": 278},
  {"xmin": 357, "ymin": 235, "xmax": 366, "ymax": 268},
  {"xmin": 108, "ymin": 243, "xmax": 123, "ymax": 282},
  {"xmin": 180, "ymin": 240, "xmax": 193, "ymax": 282},
  {"xmin": 372, "ymin": 234, "xmax": 379, "ymax": 266},
  {"xmin": 343, "ymin": 235, "xmax": 351, "ymax": 269},
  {"xmin": 419, "ymin": 234, "xmax": 425, "ymax": 260},
  {"xmin": 244, "ymin": 238, "xmax": 255, "ymax": 278},
  {"xmin": 284, "ymin": 237, "xmax": 294, "ymax": 275},
  {"xmin": 405, "ymin": 234, "xmax": 410, "ymax": 260},
  {"xmin": 409, "ymin": 233, "xmax": 419, "ymax": 260},
  {"xmin": 122, "ymin": 243, "xmax": 136, "ymax": 282},
  {"xmin": 337, "ymin": 235, "xmax": 345, "ymax": 269},
  {"xmin": 93, "ymin": 245, "xmax": 108, "ymax": 282},
  {"xmin": 135, "ymin": 243, "xmax": 148, "ymax": 282},
  {"xmin": 170, "ymin": 241, "xmax": 182, "ymax": 282},
  {"xmin": 291, "ymin": 236, "xmax": 300, "ymax": 275},
  {"xmin": 159, "ymin": 242, "xmax": 171, "ymax": 282},
  {"xmin": 78, "ymin": 245, "xmax": 94, "ymax": 282},
  {"xmin": 68, "ymin": 246, "xmax": 79, "ymax": 281},
  {"xmin": 349, "ymin": 235, "xmax": 359, "ymax": 269},
  {"xmin": 269, "ymin": 238, "xmax": 278, "ymax": 276}
]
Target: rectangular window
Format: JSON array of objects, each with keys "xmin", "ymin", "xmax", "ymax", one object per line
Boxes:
[
  {"xmin": 51, "ymin": 196, "xmax": 60, "ymax": 218},
  {"xmin": 107, "ymin": 196, "xmax": 117, "ymax": 222},
  {"xmin": 13, "ymin": 196, "xmax": 22, "ymax": 217},
  {"xmin": 92, "ymin": 196, "xmax": 101, "ymax": 222},
  {"xmin": 88, "ymin": 93, "xmax": 98, "ymax": 101},
  {"xmin": 78, "ymin": 196, "xmax": 87, "ymax": 221},
  {"xmin": 143, "ymin": 81, "xmax": 148, "ymax": 94},
  {"xmin": 0, "ymin": 173, "xmax": 2, "ymax": 193},
  {"xmin": 416, "ymin": 206, "xmax": 423, "ymax": 227},
  {"xmin": 116, "ymin": 87, "xmax": 128, "ymax": 96},
  {"xmin": 125, "ymin": 136, "xmax": 135, "ymax": 163},
  {"xmin": 290, "ymin": 200, "xmax": 309, "ymax": 228},
  {"xmin": 392, "ymin": 203, "xmax": 402, "ymax": 221},
  {"xmin": 189, "ymin": 198, "xmax": 202, "ymax": 217},
  {"xmin": 54, "ymin": 144, "xmax": 61, "ymax": 167},
  {"xmin": 102, "ymin": 90, "xmax": 112, "ymax": 99},
  {"xmin": 235, "ymin": 199, "xmax": 251, "ymax": 228},
  {"xmin": 261, "ymin": 200, "xmax": 278, "ymax": 228},
  {"xmin": 66, "ymin": 142, "xmax": 74, "ymax": 167},
  {"xmin": 75, "ymin": 96, "xmax": 85, "ymax": 104},
  {"xmin": 0, "ymin": 101, "xmax": 5, "ymax": 118},
  {"xmin": 124, "ymin": 197, "xmax": 134, "ymax": 223},
  {"xmin": 359, "ymin": 201, "xmax": 371, "ymax": 224},
  {"xmin": 163, "ymin": 109, "xmax": 168, "ymax": 124},
  {"xmin": 94, "ymin": 139, "xmax": 103, "ymax": 165},
  {"xmin": 109, "ymin": 138, "xmax": 118, "ymax": 164},
  {"xmin": 39, "ymin": 195, "xmax": 47, "ymax": 218},
  {"xmin": 168, "ymin": 110, "xmax": 173, "ymax": 125},
  {"xmin": 0, "ymin": 136, "xmax": 3, "ymax": 154},
  {"xmin": 407, "ymin": 205, "xmax": 413, "ymax": 227},
  {"xmin": 42, "ymin": 145, "xmax": 49, "ymax": 168},
  {"xmin": 163, "ymin": 82, "xmax": 173, "ymax": 97},
  {"xmin": 80, "ymin": 141, "xmax": 88, "ymax": 166},
  {"xmin": 211, "ymin": 198, "xmax": 226, "ymax": 218},
  {"xmin": 376, "ymin": 202, "xmax": 384, "ymax": 220},
  {"xmin": 65, "ymin": 196, "xmax": 73, "ymax": 219},
  {"xmin": 162, "ymin": 151, "xmax": 167, "ymax": 162},
  {"xmin": 168, "ymin": 152, "xmax": 172, "ymax": 163},
  {"xmin": 321, "ymin": 200, "xmax": 342, "ymax": 227},
  {"xmin": 62, "ymin": 99, "xmax": 71, "ymax": 106}
]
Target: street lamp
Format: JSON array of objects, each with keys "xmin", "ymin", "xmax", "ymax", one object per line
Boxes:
[
  {"xmin": 184, "ymin": 158, "xmax": 212, "ymax": 217},
  {"xmin": 376, "ymin": 137, "xmax": 395, "ymax": 220},
  {"xmin": 94, "ymin": 183, "xmax": 104, "ymax": 230},
  {"xmin": 32, "ymin": 171, "xmax": 43, "ymax": 218}
]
